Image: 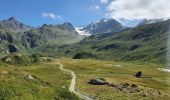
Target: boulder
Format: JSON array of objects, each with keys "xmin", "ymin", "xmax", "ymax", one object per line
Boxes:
[
  {"xmin": 24, "ymin": 74, "xmax": 34, "ymax": 80},
  {"xmin": 89, "ymin": 78, "xmax": 109, "ymax": 85},
  {"xmin": 117, "ymin": 83, "xmax": 130, "ymax": 91},
  {"xmin": 122, "ymin": 83, "xmax": 129, "ymax": 88},
  {"xmin": 129, "ymin": 84, "xmax": 140, "ymax": 93},
  {"xmin": 4, "ymin": 57, "xmax": 12, "ymax": 62},
  {"xmin": 131, "ymin": 84, "xmax": 138, "ymax": 88}
]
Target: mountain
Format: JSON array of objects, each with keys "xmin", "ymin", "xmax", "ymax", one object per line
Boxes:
[
  {"xmin": 0, "ymin": 17, "xmax": 32, "ymax": 33},
  {"xmin": 138, "ymin": 19, "xmax": 165, "ymax": 26},
  {"xmin": 20, "ymin": 22, "xmax": 84, "ymax": 54},
  {"xmin": 0, "ymin": 17, "xmax": 84, "ymax": 56},
  {"xmin": 0, "ymin": 17, "xmax": 29, "ymax": 55},
  {"xmin": 1, "ymin": 17, "xmax": 170, "ymax": 64},
  {"xmin": 75, "ymin": 18, "xmax": 126, "ymax": 35},
  {"xmin": 57, "ymin": 19, "xmax": 170, "ymax": 64},
  {"xmin": 0, "ymin": 29, "xmax": 23, "ymax": 57}
]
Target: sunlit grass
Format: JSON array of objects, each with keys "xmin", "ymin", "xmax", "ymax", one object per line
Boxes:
[
  {"xmin": 0, "ymin": 62, "xmax": 79, "ymax": 100},
  {"xmin": 1, "ymin": 58, "xmax": 170, "ymax": 100},
  {"xmin": 59, "ymin": 58, "xmax": 170, "ymax": 100}
]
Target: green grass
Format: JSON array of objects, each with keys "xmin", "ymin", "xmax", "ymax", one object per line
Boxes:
[
  {"xmin": 58, "ymin": 58, "xmax": 170, "ymax": 100},
  {"xmin": 1, "ymin": 58, "xmax": 170, "ymax": 100},
  {"xmin": 56, "ymin": 20, "xmax": 170, "ymax": 65},
  {"xmin": 0, "ymin": 62, "xmax": 79, "ymax": 100}
]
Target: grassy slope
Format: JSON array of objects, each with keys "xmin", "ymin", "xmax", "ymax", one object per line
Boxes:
[
  {"xmin": 57, "ymin": 20, "xmax": 170, "ymax": 64},
  {"xmin": 0, "ymin": 61, "xmax": 79, "ymax": 100},
  {"xmin": 58, "ymin": 58, "xmax": 170, "ymax": 100}
]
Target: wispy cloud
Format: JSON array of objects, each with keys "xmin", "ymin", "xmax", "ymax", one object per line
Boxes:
[
  {"xmin": 100, "ymin": 0, "xmax": 108, "ymax": 4},
  {"xmin": 90, "ymin": 5, "xmax": 100, "ymax": 10},
  {"xmin": 42, "ymin": 12, "xmax": 63, "ymax": 20},
  {"xmin": 106, "ymin": 0, "xmax": 170, "ymax": 20}
]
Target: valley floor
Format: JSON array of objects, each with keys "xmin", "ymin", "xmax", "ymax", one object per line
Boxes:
[
  {"xmin": 58, "ymin": 58, "xmax": 170, "ymax": 100},
  {"xmin": 0, "ymin": 58, "xmax": 170, "ymax": 100}
]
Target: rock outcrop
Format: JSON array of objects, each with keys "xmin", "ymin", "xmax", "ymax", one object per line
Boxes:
[
  {"xmin": 24, "ymin": 74, "xmax": 34, "ymax": 80},
  {"xmin": 89, "ymin": 78, "xmax": 165, "ymax": 97},
  {"xmin": 89, "ymin": 78, "xmax": 109, "ymax": 85}
]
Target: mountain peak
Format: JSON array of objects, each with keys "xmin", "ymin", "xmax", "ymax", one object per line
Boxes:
[
  {"xmin": 76, "ymin": 18, "xmax": 125, "ymax": 35},
  {"xmin": 42, "ymin": 24, "xmax": 48, "ymax": 27},
  {"xmin": 63, "ymin": 22, "xmax": 73, "ymax": 27},
  {"xmin": 99, "ymin": 18, "xmax": 114, "ymax": 22},
  {"xmin": 8, "ymin": 17, "xmax": 17, "ymax": 21},
  {"xmin": 62, "ymin": 22, "xmax": 74, "ymax": 30},
  {"xmin": 0, "ymin": 17, "xmax": 32, "ymax": 33},
  {"xmin": 92, "ymin": 18, "xmax": 117, "ymax": 25}
]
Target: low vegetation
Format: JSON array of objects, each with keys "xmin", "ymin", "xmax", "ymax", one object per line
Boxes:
[
  {"xmin": 1, "ymin": 53, "xmax": 41, "ymax": 65},
  {"xmin": 0, "ymin": 60, "xmax": 79, "ymax": 100},
  {"xmin": 58, "ymin": 58, "xmax": 170, "ymax": 100}
]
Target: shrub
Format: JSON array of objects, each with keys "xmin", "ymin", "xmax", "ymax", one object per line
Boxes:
[
  {"xmin": 73, "ymin": 52, "xmax": 96, "ymax": 59},
  {"xmin": 31, "ymin": 54, "xmax": 40, "ymax": 63},
  {"xmin": 135, "ymin": 71, "xmax": 142, "ymax": 78}
]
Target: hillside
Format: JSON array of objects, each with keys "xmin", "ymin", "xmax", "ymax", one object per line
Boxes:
[
  {"xmin": 56, "ymin": 19, "xmax": 170, "ymax": 64},
  {"xmin": 0, "ymin": 17, "xmax": 128, "ymax": 56},
  {"xmin": 0, "ymin": 17, "xmax": 33, "ymax": 56},
  {"xmin": 21, "ymin": 23, "xmax": 84, "ymax": 53},
  {"xmin": 0, "ymin": 58, "xmax": 80, "ymax": 100},
  {"xmin": 0, "ymin": 17, "xmax": 170, "ymax": 64},
  {"xmin": 0, "ymin": 18, "xmax": 85, "ymax": 56}
]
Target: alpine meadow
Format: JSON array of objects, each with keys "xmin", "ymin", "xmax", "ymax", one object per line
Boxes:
[{"xmin": 0, "ymin": 0, "xmax": 170, "ymax": 100}]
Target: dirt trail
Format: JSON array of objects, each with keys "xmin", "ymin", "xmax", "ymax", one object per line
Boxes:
[{"xmin": 56, "ymin": 62, "xmax": 94, "ymax": 100}]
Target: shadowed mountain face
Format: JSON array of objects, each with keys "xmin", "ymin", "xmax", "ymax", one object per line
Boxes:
[
  {"xmin": 21, "ymin": 22, "xmax": 83, "ymax": 49},
  {"xmin": 0, "ymin": 17, "xmax": 32, "ymax": 33}
]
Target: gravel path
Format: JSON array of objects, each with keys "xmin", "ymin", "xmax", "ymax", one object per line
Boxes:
[{"xmin": 56, "ymin": 62, "xmax": 94, "ymax": 100}]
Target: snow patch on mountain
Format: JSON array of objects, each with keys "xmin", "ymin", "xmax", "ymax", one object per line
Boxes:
[
  {"xmin": 92, "ymin": 20, "xmax": 101, "ymax": 25},
  {"xmin": 75, "ymin": 27, "xmax": 91, "ymax": 36}
]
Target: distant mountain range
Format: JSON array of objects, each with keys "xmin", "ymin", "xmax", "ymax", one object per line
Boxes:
[
  {"xmin": 57, "ymin": 19, "xmax": 170, "ymax": 64},
  {"xmin": 0, "ymin": 17, "xmax": 126, "ymax": 55},
  {"xmin": 0, "ymin": 17, "xmax": 83, "ymax": 55},
  {"xmin": 0, "ymin": 17, "xmax": 169, "ymax": 64},
  {"xmin": 75, "ymin": 18, "xmax": 126, "ymax": 35},
  {"xmin": 21, "ymin": 22, "xmax": 82, "ymax": 48},
  {"xmin": 0, "ymin": 17, "xmax": 32, "ymax": 33}
]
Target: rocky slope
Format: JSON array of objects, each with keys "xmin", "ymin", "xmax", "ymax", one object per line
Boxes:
[
  {"xmin": 75, "ymin": 18, "xmax": 126, "ymax": 35},
  {"xmin": 0, "ymin": 17, "xmax": 32, "ymax": 33}
]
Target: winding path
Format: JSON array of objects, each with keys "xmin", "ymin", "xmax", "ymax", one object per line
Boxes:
[{"xmin": 55, "ymin": 62, "xmax": 93, "ymax": 100}]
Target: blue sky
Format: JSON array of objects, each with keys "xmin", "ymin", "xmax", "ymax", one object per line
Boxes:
[
  {"xmin": 0, "ymin": 0, "xmax": 109, "ymax": 27},
  {"xmin": 0, "ymin": 0, "xmax": 169, "ymax": 27}
]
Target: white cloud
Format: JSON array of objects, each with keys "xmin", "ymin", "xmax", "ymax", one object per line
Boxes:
[
  {"xmin": 100, "ymin": 0, "xmax": 108, "ymax": 4},
  {"xmin": 106, "ymin": 0, "xmax": 170, "ymax": 20},
  {"xmin": 90, "ymin": 5, "xmax": 101, "ymax": 10},
  {"xmin": 95, "ymin": 5, "xmax": 100, "ymax": 10},
  {"xmin": 42, "ymin": 12, "xmax": 63, "ymax": 20}
]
